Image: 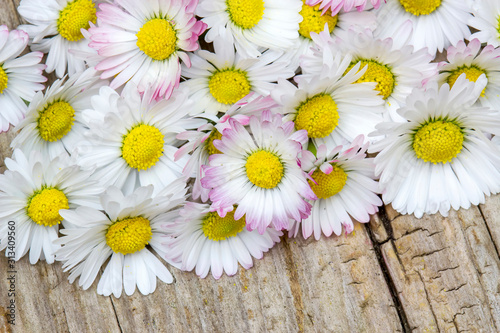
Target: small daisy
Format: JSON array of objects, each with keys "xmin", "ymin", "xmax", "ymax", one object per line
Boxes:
[
  {"xmin": 175, "ymin": 94, "xmax": 277, "ymax": 202},
  {"xmin": 88, "ymin": 0, "xmax": 206, "ymax": 101},
  {"xmin": 469, "ymin": 0, "xmax": 500, "ymax": 47},
  {"xmin": 55, "ymin": 183, "xmax": 187, "ymax": 297},
  {"xmin": 374, "ymin": 0, "xmax": 473, "ymax": 55},
  {"xmin": 302, "ymin": 28, "xmax": 437, "ymax": 122},
  {"xmin": 17, "ymin": 0, "xmax": 101, "ymax": 78},
  {"xmin": 197, "ymin": 0, "xmax": 302, "ymax": 58},
  {"xmin": 11, "ymin": 68, "xmax": 105, "ymax": 159},
  {"xmin": 78, "ymin": 85, "xmax": 202, "ymax": 195},
  {"xmin": 369, "ymin": 75, "xmax": 500, "ymax": 218},
  {"xmin": 180, "ymin": 34, "xmax": 295, "ymax": 116},
  {"xmin": 0, "ymin": 26, "xmax": 46, "ymax": 132},
  {"xmin": 0, "ymin": 149, "xmax": 103, "ymax": 264},
  {"xmin": 278, "ymin": 0, "xmax": 377, "ymax": 71},
  {"xmin": 163, "ymin": 202, "xmax": 282, "ymax": 279},
  {"xmin": 201, "ymin": 111, "xmax": 316, "ymax": 233},
  {"xmin": 306, "ymin": 0, "xmax": 383, "ymax": 15},
  {"xmin": 290, "ymin": 135, "xmax": 381, "ymax": 240},
  {"xmin": 438, "ymin": 38, "xmax": 500, "ymax": 111},
  {"xmin": 272, "ymin": 52, "xmax": 385, "ymax": 150}
]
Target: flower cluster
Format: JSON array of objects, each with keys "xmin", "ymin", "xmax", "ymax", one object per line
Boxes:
[{"xmin": 1, "ymin": 0, "xmax": 500, "ymax": 297}]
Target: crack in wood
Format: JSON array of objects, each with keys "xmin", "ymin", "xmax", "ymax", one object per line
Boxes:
[
  {"xmin": 410, "ymin": 247, "xmax": 448, "ymax": 261},
  {"xmin": 478, "ymin": 205, "xmax": 500, "ymax": 260},
  {"xmin": 416, "ymin": 270, "xmax": 439, "ymax": 331},
  {"xmin": 281, "ymin": 237, "xmax": 306, "ymax": 333},
  {"xmin": 109, "ymin": 297, "xmax": 124, "ymax": 333},
  {"xmin": 364, "ymin": 224, "xmax": 410, "ymax": 333}
]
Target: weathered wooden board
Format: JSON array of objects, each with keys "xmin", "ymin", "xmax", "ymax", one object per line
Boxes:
[{"xmin": 1, "ymin": 0, "xmax": 500, "ymax": 332}]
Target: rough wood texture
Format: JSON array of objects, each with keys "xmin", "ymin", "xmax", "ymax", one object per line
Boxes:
[{"xmin": 1, "ymin": 0, "xmax": 500, "ymax": 332}]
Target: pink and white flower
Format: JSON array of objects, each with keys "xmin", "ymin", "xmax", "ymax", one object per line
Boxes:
[
  {"xmin": 88, "ymin": 0, "xmax": 206, "ymax": 101},
  {"xmin": 201, "ymin": 111, "xmax": 316, "ymax": 233},
  {"xmin": 438, "ymin": 38, "xmax": 500, "ymax": 112},
  {"xmin": 306, "ymin": 0, "xmax": 384, "ymax": 15},
  {"xmin": 289, "ymin": 135, "xmax": 381, "ymax": 239},
  {"xmin": 163, "ymin": 202, "xmax": 282, "ymax": 279}
]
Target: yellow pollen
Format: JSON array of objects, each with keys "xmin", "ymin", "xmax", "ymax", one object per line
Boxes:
[
  {"xmin": 299, "ymin": 1, "xmax": 338, "ymax": 39},
  {"xmin": 446, "ymin": 65, "xmax": 487, "ymax": 97},
  {"xmin": 497, "ymin": 15, "xmax": 500, "ymax": 38},
  {"xmin": 27, "ymin": 188, "xmax": 69, "ymax": 227},
  {"xmin": 226, "ymin": 0, "xmax": 264, "ymax": 29},
  {"xmin": 308, "ymin": 165, "xmax": 347, "ymax": 199},
  {"xmin": 246, "ymin": 150, "xmax": 284, "ymax": 189},
  {"xmin": 202, "ymin": 211, "xmax": 246, "ymax": 241},
  {"xmin": 57, "ymin": 0, "xmax": 97, "ymax": 41},
  {"xmin": 206, "ymin": 130, "xmax": 223, "ymax": 155},
  {"xmin": 209, "ymin": 69, "xmax": 251, "ymax": 105},
  {"xmin": 106, "ymin": 217, "xmax": 152, "ymax": 255},
  {"xmin": 295, "ymin": 94, "xmax": 339, "ymax": 138},
  {"xmin": 413, "ymin": 119, "xmax": 464, "ymax": 164},
  {"xmin": 38, "ymin": 101, "xmax": 75, "ymax": 142},
  {"xmin": 346, "ymin": 59, "xmax": 395, "ymax": 100},
  {"xmin": 136, "ymin": 18, "xmax": 177, "ymax": 61},
  {"xmin": 0, "ymin": 66, "xmax": 8, "ymax": 94},
  {"xmin": 122, "ymin": 124, "xmax": 164, "ymax": 171},
  {"xmin": 399, "ymin": 0, "xmax": 441, "ymax": 16}
]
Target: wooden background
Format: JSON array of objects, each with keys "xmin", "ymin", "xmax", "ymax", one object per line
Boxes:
[{"xmin": 1, "ymin": 0, "xmax": 500, "ymax": 331}]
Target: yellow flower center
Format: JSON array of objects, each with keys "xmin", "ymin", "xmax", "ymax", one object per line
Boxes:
[
  {"xmin": 208, "ymin": 69, "xmax": 251, "ymax": 105},
  {"xmin": 497, "ymin": 15, "xmax": 500, "ymax": 38},
  {"xmin": 295, "ymin": 94, "xmax": 339, "ymax": 138},
  {"xmin": 57, "ymin": 0, "xmax": 97, "ymax": 41},
  {"xmin": 413, "ymin": 120, "xmax": 464, "ymax": 164},
  {"xmin": 27, "ymin": 188, "xmax": 69, "ymax": 227},
  {"xmin": 206, "ymin": 130, "xmax": 223, "ymax": 155},
  {"xmin": 246, "ymin": 150, "xmax": 284, "ymax": 189},
  {"xmin": 446, "ymin": 65, "xmax": 487, "ymax": 97},
  {"xmin": 298, "ymin": 1, "xmax": 338, "ymax": 39},
  {"xmin": 346, "ymin": 60, "xmax": 395, "ymax": 100},
  {"xmin": 0, "ymin": 66, "xmax": 8, "ymax": 94},
  {"xmin": 202, "ymin": 211, "xmax": 246, "ymax": 241},
  {"xmin": 136, "ymin": 18, "xmax": 177, "ymax": 61},
  {"xmin": 106, "ymin": 217, "xmax": 152, "ymax": 255},
  {"xmin": 308, "ymin": 164, "xmax": 347, "ymax": 199},
  {"xmin": 226, "ymin": 0, "xmax": 265, "ymax": 29},
  {"xmin": 399, "ymin": 0, "xmax": 441, "ymax": 16},
  {"xmin": 122, "ymin": 124, "xmax": 164, "ymax": 171},
  {"xmin": 38, "ymin": 101, "xmax": 75, "ymax": 142}
]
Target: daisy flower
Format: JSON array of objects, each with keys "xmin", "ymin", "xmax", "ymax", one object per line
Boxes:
[
  {"xmin": 0, "ymin": 26, "xmax": 46, "ymax": 132},
  {"xmin": 469, "ymin": 0, "xmax": 500, "ymax": 47},
  {"xmin": 290, "ymin": 135, "xmax": 381, "ymax": 240},
  {"xmin": 278, "ymin": 0, "xmax": 376, "ymax": 71},
  {"xmin": 272, "ymin": 52, "xmax": 385, "ymax": 150},
  {"xmin": 438, "ymin": 38, "xmax": 500, "ymax": 112},
  {"xmin": 197, "ymin": 0, "xmax": 302, "ymax": 58},
  {"xmin": 369, "ymin": 75, "xmax": 500, "ymax": 218},
  {"xmin": 201, "ymin": 111, "xmax": 316, "ymax": 233},
  {"xmin": 11, "ymin": 68, "xmax": 105, "ymax": 159},
  {"xmin": 17, "ymin": 0, "xmax": 101, "ymax": 78},
  {"xmin": 55, "ymin": 183, "xmax": 187, "ymax": 297},
  {"xmin": 77, "ymin": 85, "xmax": 202, "ymax": 195},
  {"xmin": 306, "ymin": 0, "xmax": 383, "ymax": 15},
  {"xmin": 163, "ymin": 202, "xmax": 282, "ymax": 279},
  {"xmin": 175, "ymin": 94, "xmax": 278, "ymax": 202},
  {"xmin": 88, "ymin": 0, "xmax": 206, "ymax": 101},
  {"xmin": 0, "ymin": 149, "xmax": 103, "ymax": 264},
  {"xmin": 374, "ymin": 0, "xmax": 473, "ymax": 55},
  {"xmin": 302, "ymin": 28, "xmax": 437, "ymax": 122},
  {"xmin": 180, "ymin": 34, "xmax": 294, "ymax": 116}
]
